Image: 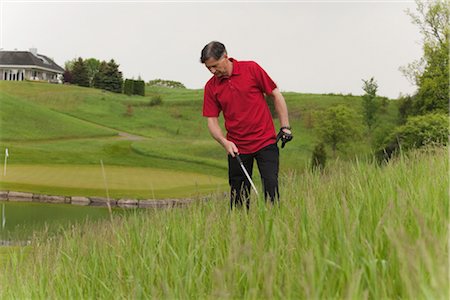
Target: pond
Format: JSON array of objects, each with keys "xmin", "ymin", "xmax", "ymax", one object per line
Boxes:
[{"xmin": 0, "ymin": 201, "xmax": 128, "ymax": 243}]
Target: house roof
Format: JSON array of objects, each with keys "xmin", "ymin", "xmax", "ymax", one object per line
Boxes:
[{"xmin": 0, "ymin": 51, "xmax": 64, "ymax": 73}]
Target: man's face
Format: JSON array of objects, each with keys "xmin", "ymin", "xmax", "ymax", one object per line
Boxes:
[{"xmin": 204, "ymin": 55, "xmax": 229, "ymax": 78}]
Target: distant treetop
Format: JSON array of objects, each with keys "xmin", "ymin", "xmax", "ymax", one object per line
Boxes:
[{"xmin": 147, "ymin": 79, "xmax": 186, "ymax": 89}]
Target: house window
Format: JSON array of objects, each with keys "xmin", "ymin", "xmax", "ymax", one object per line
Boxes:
[{"xmin": 3, "ymin": 72, "xmax": 6, "ymax": 80}]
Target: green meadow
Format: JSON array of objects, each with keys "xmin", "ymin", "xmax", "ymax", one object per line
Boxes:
[
  {"xmin": 0, "ymin": 81, "xmax": 446, "ymax": 298},
  {"xmin": 0, "ymin": 148, "xmax": 447, "ymax": 298}
]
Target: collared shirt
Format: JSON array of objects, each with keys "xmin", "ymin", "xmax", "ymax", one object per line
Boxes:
[{"xmin": 203, "ymin": 58, "xmax": 277, "ymax": 154}]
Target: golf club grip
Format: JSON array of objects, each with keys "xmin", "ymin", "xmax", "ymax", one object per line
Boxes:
[{"xmin": 235, "ymin": 154, "xmax": 243, "ymax": 165}]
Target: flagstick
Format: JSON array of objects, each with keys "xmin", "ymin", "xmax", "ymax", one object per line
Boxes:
[
  {"xmin": 2, "ymin": 204, "xmax": 5, "ymax": 229},
  {"xmin": 3, "ymin": 148, "xmax": 8, "ymax": 176},
  {"xmin": 100, "ymin": 160, "xmax": 113, "ymax": 220}
]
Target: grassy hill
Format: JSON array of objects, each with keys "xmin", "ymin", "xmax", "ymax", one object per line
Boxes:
[{"xmin": 0, "ymin": 81, "xmax": 399, "ymax": 198}]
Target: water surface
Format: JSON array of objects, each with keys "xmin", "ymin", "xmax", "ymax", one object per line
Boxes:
[{"xmin": 0, "ymin": 201, "xmax": 126, "ymax": 242}]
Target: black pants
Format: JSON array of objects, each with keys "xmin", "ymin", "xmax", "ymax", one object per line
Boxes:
[{"xmin": 228, "ymin": 143, "xmax": 279, "ymax": 209}]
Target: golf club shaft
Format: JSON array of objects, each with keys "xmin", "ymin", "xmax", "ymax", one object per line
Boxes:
[{"xmin": 235, "ymin": 154, "xmax": 259, "ymax": 196}]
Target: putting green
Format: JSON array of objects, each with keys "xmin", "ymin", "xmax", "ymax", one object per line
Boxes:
[{"xmin": 0, "ymin": 164, "xmax": 227, "ymax": 199}]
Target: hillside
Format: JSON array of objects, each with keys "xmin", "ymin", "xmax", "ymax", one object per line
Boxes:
[{"xmin": 0, "ymin": 81, "xmax": 399, "ymax": 198}]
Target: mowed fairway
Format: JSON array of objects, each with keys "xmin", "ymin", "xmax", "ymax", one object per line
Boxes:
[{"xmin": 1, "ymin": 164, "xmax": 226, "ymax": 198}]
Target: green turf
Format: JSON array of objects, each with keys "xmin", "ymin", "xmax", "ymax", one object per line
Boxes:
[
  {"xmin": 0, "ymin": 91, "xmax": 117, "ymax": 141},
  {"xmin": 0, "ymin": 164, "xmax": 226, "ymax": 199}
]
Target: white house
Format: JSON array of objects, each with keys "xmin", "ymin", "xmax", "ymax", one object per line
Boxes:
[{"xmin": 0, "ymin": 48, "xmax": 64, "ymax": 83}]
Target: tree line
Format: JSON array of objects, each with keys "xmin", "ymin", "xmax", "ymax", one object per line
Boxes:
[
  {"xmin": 64, "ymin": 58, "xmax": 124, "ymax": 93},
  {"xmin": 63, "ymin": 58, "xmax": 146, "ymax": 96},
  {"xmin": 63, "ymin": 58, "xmax": 187, "ymax": 96}
]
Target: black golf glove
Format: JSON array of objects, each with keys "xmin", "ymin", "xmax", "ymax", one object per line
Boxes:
[{"xmin": 276, "ymin": 127, "xmax": 293, "ymax": 148}]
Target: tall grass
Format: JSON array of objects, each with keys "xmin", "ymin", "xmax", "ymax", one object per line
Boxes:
[{"xmin": 0, "ymin": 147, "xmax": 446, "ymax": 299}]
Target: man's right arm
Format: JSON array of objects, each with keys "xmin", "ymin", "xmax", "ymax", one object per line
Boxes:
[{"xmin": 207, "ymin": 117, "xmax": 238, "ymax": 157}]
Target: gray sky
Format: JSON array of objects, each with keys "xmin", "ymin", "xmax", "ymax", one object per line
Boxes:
[{"xmin": 1, "ymin": 0, "xmax": 422, "ymax": 98}]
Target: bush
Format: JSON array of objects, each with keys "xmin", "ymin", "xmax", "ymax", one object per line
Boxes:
[
  {"xmin": 133, "ymin": 80, "xmax": 145, "ymax": 96},
  {"xmin": 123, "ymin": 79, "xmax": 145, "ymax": 96},
  {"xmin": 123, "ymin": 79, "xmax": 134, "ymax": 96},
  {"xmin": 311, "ymin": 142, "xmax": 327, "ymax": 171},
  {"xmin": 149, "ymin": 95, "xmax": 163, "ymax": 106},
  {"xmin": 376, "ymin": 113, "xmax": 448, "ymax": 161}
]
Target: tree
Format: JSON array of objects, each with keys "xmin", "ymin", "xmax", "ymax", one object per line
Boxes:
[
  {"xmin": 63, "ymin": 69, "xmax": 72, "ymax": 84},
  {"xmin": 93, "ymin": 60, "xmax": 123, "ymax": 93},
  {"xmin": 93, "ymin": 61, "xmax": 108, "ymax": 90},
  {"xmin": 71, "ymin": 57, "xmax": 90, "ymax": 87},
  {"xmin": 398, "ymin": 95, "xmax": 415, "ymax": 124},
  {"xmin": 84, "ymin": 58, "xmax": 101, "ymax": 87},
  {"xmin": 413, "ymin": 40, "xmax": 448, "ymax": 113},
  {"xmin": 400, "ymin": 0, "xmax": 449, "ymax": 115},
  {"xmin": 361, "ymin": 77, "xmax": 378, "ymax": 130},
  {"xmin": 103, "ymin": 59, "xmax": 123, "ymax": 93},
  {"xmin": 316, "ymin": 105, "xmax": 363, "ymax": 156},
  {"xmin": 64, "ymin": 59, "xmax": 76, "ymax": 72}
]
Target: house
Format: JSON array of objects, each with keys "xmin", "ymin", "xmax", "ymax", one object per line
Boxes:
[{"xmin": 0, "ymin": 48, "xmax": 64, "ymax": 83}]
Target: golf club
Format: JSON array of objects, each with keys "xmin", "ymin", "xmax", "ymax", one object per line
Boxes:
[{"xmin": 235, "ymin": 154, "xmax": 259, "ymax": 197}]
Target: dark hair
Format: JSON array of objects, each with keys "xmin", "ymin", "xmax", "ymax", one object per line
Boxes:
[{"xmin": 200, "ymin": 41, "xmax": 227, "ymax": 63}]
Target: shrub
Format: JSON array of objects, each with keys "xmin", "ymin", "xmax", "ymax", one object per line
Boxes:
[
  {"xmin": 311, "ymin": 142, "xmax": 327, "ymax": 171},
  {"xmin": 149, "ymin": 95, "xmax": 163, "ymax": 106},
  {"xmin": 133, "ymin": 80, "xmax": 145, "ymax": 96},
  {"xmin": 376, "ymin": 112, "xmax": 448, "ymax": 161},
  {"xmin": 123, "ymin": 79, "xmax": 134, "ymax": 96},
  {"xmin": 123, "ymin": 79, "xmax": 145, "ymax": 96}
]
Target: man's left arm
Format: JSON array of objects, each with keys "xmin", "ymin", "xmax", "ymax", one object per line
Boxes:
[
  {"xmin": 271, "ymin": 88, "xmax": 293, "ymax": 148},
  {"xmin": 271, "ymin": 88, "xmax": 291, "ymax": 132}
]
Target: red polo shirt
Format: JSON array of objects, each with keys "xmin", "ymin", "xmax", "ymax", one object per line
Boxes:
[{"xmin": 203, "ymin": 58, "xmax": 277, "ymax": 154}]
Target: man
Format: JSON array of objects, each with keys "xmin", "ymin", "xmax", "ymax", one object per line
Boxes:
[{"xmin": 201, "ymin": 41, "xmax": 292, "ymax": 209}]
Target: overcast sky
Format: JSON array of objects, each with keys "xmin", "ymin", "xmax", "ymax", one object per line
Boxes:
[{"xmin": 1, "ymin": 0, "xmax": 423, "ymax": 98}]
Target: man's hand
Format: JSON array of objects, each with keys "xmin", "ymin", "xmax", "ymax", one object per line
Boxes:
[
  {"xmin": 276, "ymin": 127, "xmax": 293, "ymax": 148},
  {"xmin": 207, "ymin": 117, "xmax": 239, "ymax": 156},
  {"xmin": 223, "ymin": 140, "xmax": 239, "ymax": 157}
]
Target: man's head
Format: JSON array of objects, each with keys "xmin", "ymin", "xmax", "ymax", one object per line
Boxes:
[{"xmin": 200, "ymin": 41, "xmax": 232, "ymax": 78}]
